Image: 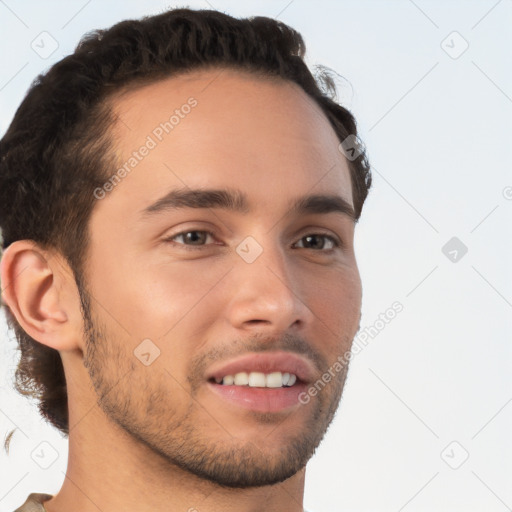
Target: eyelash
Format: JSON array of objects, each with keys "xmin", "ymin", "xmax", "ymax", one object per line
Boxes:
[{"xmin": 163, "ymin": 230, "xmax": 341, "ymax": 252}]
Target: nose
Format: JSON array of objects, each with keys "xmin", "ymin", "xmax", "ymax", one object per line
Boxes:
[{"xmin": 225, "ymin": 237, "xmax": 315, "ymax": 334}]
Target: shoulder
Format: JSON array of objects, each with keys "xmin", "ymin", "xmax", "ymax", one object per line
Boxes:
[{"xmin": 13, "ymin": 493, "xmax": 53, "ymax": 512}]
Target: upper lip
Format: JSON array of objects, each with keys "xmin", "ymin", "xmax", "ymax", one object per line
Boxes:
[{"xmin": 206, "ymin": 351, "xmax": 317, "ymax": 384}]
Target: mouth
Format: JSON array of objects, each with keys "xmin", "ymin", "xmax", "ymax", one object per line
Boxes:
[{"xmin": 205, "ymin": 351, "xmax": 315, "ymax": 413}]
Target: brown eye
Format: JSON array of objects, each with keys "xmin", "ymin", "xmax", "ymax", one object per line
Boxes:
[
  {"xmin": 295, "ymin": 234, "xmax": 339, "ymax": 251},
  {"xmin": 164, "ymin": 230, "xmax": 216, "ymax": 250}
]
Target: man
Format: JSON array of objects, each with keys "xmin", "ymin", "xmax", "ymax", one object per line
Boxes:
[{"xmin": 0, "ymin": 7, "xmax": 371, "ymax": 512}]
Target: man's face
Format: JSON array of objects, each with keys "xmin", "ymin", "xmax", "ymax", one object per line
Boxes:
[{"xmin": 79, "ymin": 68, "xmax": 362, "ymax": 487}]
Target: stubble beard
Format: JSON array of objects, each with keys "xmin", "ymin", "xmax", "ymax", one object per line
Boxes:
[{"xmin": 78, "ymin": 282, "xmax": 351, "ymax": 488}]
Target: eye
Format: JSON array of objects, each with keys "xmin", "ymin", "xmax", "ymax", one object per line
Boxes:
[
  {"xmin": 294, "ymin": 233, "xmax": 340, "ymax": 251},
  {"xmin": 164, "ymin": 230, "xmax": 217, "ymax": 250}
]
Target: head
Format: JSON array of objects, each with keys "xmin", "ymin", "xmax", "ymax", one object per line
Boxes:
[{"xmin": 0, "ymin": 8, "xmax": 371, "ymax": 487}]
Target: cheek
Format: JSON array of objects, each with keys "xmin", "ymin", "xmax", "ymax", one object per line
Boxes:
[
  {"xmin": 99, "ymin": 258, "xmax": 229, "ymax": 345},
  {"xmin": 305, "ymin": 266, "xmax": 362, "ymax": 347}
]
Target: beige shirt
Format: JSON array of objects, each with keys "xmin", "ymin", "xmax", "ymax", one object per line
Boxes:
[
  {"xmin": 13, "ymin": 492, "xmax": 314, "ymax": 511},
  {"xmin": 14, "ymin": 493, "xmax": 52, "ymax": 512}
]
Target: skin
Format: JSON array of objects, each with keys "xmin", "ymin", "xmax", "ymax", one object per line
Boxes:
[{"xmin": 1, "ymin": 68, "xmax": 362, "ymax": 512}]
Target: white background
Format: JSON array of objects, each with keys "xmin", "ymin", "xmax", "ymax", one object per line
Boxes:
[{"xmin": 1, "ymin": 1, "xmax": 511, "ymax": 511}]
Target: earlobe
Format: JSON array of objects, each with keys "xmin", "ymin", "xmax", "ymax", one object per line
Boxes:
[{"xmin": 0, "ymin": 240, "xmax": 80, "ymax": 351}]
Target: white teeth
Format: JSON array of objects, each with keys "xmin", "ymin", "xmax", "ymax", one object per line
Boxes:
[
  {"xmin": 248, "ymin": 372, "xmax": 266, "ymax": 387},
  {"xmin": 219, "ymin": 371, "xmax": 298, "ymax": 387},
  {"xmin": 266, "ymin": 372, "xmax": 283, "ymax": 388},
  {"xmin": 234, "ymin": 372, "xmax": 249, "ymax": 386},
  {"xmin": 222, "ymin": 375, "xmax": 234, "ymax": 385}
]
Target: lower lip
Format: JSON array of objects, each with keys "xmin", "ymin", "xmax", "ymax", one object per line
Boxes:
[{"xmin": 207, "ymin": 382, "xmax": 308, "ymax": 413}]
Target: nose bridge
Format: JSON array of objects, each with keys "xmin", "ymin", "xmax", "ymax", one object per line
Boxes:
[{"xmin": 226, "ymin": 232, "xmax": 313, "ymax": 331}]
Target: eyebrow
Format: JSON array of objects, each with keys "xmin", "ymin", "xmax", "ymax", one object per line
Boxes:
[{"xmin": 140, "ymin": 187, "xmax": 356, "ymax": 222}]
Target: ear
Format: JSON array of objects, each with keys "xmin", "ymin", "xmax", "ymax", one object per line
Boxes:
[{"xmin": 0, "ymin": 240, "xmax": 83, "ymax": 352}]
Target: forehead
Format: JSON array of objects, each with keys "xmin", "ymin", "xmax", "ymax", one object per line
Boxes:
[{"xmin": 102, "ymin": 67, "xmax": 353, "ymax": 217}]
